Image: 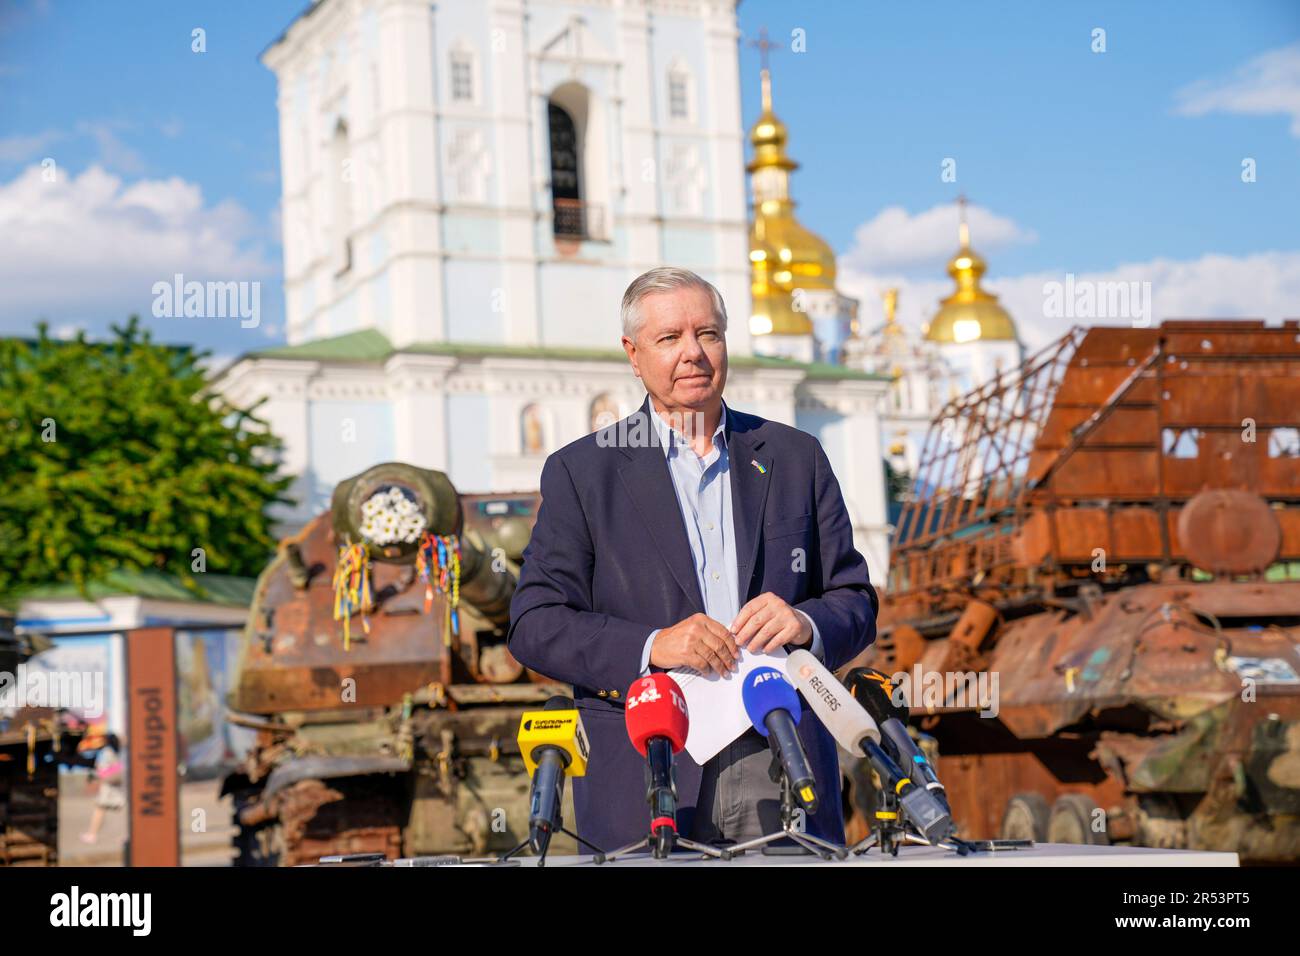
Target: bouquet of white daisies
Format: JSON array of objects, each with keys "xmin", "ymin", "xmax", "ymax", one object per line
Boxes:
[{"xmin": 358, "ymin": 486, "xmax": 428, "ymax": 546}]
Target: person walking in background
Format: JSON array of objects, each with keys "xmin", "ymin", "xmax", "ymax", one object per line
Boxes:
[{"xmin": 79, "ymin": 725, "xmax": 124, "ymax": 844}]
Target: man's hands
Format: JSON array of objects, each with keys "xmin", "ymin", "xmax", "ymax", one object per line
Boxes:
[
  {"xmin": 650, "ymin": 613, "xmax": 739, "ymax": 676},
  {"xmin": 650, "ymin": 594, "xmax": 812, "ymax": 676},
  {"xmin": 731, "ymin": 592, "xmax": 812, "ymax": 655}
]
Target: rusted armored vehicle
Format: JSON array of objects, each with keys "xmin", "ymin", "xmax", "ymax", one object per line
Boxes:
[
  {"xmin": 849, "ymin": 321, "xmax": 1300, "ymax": 861},
  {"xmin": 0, "ymin": 614, "xmax": 65, "ymax": 865},
  {"xmin": 222, "ymin": 463, "xmax": 567, "ymax": 865}
]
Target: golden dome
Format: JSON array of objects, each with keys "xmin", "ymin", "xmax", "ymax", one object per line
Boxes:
[
  {"xmin": 748, "ymin": 71, "xmax": 797, "ymax": 173},
  {"xmin": 747, "ymin": 68, "xmax": 836, "ymax": 336},
  {"xmin": 925, "ymin": 200, "xmax": 1018, "ymax": 344},
  {"xmin": 751, "ymin": 217, "xmax": 838, "ymax": 288}
]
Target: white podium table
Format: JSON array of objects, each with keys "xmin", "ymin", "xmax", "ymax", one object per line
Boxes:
[{"xmin": 507, "ymin": 843, "xmax": 1238, "ymax": 867}]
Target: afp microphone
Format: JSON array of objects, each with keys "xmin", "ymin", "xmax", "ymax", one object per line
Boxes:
[
  {"xmin": 625, "ymin": 674, "xmax": 689, "ymax": 851},
  {"xmin": 785, "ymin": 651, "xmax": 951, "ymax": 844},
  {"xmin": 517, "ymin": 696, "xmax": 589, "ymax": 854},
  {"xmin": 847, "ymin": 667, "xmax": 950, "ymax": 814},
  {"xmin": 742, "ymin": 667, "xmax": 818, "ymax": 813}
]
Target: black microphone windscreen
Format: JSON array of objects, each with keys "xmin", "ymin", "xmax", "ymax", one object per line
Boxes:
[{"xmin": 848, "ymin": 668, "xmax": 909, "ymax": 723}]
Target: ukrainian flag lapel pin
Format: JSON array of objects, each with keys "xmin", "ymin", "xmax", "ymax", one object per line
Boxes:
[{"xmin": 750, "ymin": 459, "xmax": 767, "ymax": 475}]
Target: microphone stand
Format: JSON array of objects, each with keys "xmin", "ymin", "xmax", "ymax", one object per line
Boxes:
[
  {"xmin": 498, "ymin": 826, "xmax": 605, "ymax": 867},
  {"xmin": 602, "ymin": 741, "xmax": 728, "ymax": 863},
  {"xmin": 600, "ymin": 827, "xmax": 728, "ymax": 863},
  {"xmin": 497, "ymin": 803, "xmax": 607, "ymax": 867},
  {"xmin": 723, "ymin": 752, "xmax": 847, "ymax": 860},
  {"xmin": 498, "ymin": 827, "xmax": 606, "ymax": 866},
  {"xmin": 848, "ymin": 783, "xmax": 1030, "ymax": 857}
]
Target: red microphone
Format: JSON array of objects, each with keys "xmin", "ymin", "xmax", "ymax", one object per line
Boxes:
[{"xmin": 625, "ymin": 674, "xmax": 689, "ymax": 856}]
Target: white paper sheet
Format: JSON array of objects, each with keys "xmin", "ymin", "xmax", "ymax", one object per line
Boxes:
[{"xmin": 671, "ymin": 645, "xmax": 789, "ymax": 764}]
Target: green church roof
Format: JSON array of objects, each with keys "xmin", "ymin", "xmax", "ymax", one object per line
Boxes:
[
  {"xmin": 247, "ymin": 330, "xmax": 887, "ymax": 382},
  {"xmin": 1, "ymin": 570, "xmax": 257, "ymax": 609}
]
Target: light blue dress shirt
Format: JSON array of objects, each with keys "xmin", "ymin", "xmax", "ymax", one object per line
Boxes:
[{"xmin": 639, "ymin": 398, "xmax": 822, "ymax": 674}]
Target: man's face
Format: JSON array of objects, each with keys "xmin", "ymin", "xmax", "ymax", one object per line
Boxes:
[{"xmin": 622, "ymin": 286, "xmax": 728, "ymax": 413}]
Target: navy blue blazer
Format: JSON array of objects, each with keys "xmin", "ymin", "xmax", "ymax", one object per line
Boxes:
[{"xmin": 507, "ymin": 397, "xmax": 878, "ymax": 851}]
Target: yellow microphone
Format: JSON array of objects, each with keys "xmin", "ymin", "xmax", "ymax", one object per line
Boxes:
[{"xmin": 517, "ymin": 697, "xmax": 589, "ymax": 854}]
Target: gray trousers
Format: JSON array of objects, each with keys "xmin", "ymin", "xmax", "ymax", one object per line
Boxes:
[{"xmin": 691, "ymin": 727, "xmax": 785, "ymax": 843}]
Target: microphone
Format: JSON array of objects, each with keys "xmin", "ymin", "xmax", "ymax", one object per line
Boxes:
[
  {"xmin": 517, "ymin": 696, "xmax": 589, "ymax": 855},
  {"xmin": 846, "ymin": 667, "xmax": 950, "ymax": 814},
  {"xmin": 742, "ymin": 667, "xmax": 818, "ymax": 813},
  {"xmin": 625, "ymin": 674, "xmax": 689, "ymax": 855},
  {"xmin": 785, "ymin": 651, "xmax": 951, "ymax": 844}
]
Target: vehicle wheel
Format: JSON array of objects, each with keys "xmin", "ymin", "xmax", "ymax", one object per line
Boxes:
[
  {"xmin": 1047, "ymin": 793, "xmax": 1110, "ymax": 845},
  {"xmin": 999, "ymin": 792, "xmax": 1050, "ymax": 842}
]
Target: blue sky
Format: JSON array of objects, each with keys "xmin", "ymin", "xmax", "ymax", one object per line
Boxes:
[
  {"xmin": 1, "ymin": 0, "xmax": 1298, "ymax": 354},
  {"xmin": 740, "ymin": 0, "xmax": 1300, "ymax": 270}
]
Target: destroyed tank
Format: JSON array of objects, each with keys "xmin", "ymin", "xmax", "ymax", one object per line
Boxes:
[
  {"xmin": 0, "ymin": 614, "xmax": 67, "ymax": 866},
  {"xmin": 222, "ymin": 463, "xmax": 569, "ymax": 865},
  {"xmin": 846, "ymin": 321, "xmax": 1300, "ymax": 861}
]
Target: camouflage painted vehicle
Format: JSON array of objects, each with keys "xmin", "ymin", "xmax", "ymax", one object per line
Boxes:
[
  {"xmin": 0, "ymin": 614, "xmax": 66, "ymax": 866},
  {"xmin": 846, "ymin": 321, "xmax": 1300, "ymax": 861},
  {"xmin": 222, "ymin": 463, "xmax": 568, "ymax": 865}
]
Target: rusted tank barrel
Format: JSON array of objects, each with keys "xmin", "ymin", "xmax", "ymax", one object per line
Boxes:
[
  {"xmin": 330, "ymin": 463, "xmax": 517, "ymax": 627},
  {"xmin": 455, "ymin": 529, "xmax": 515, "ymax": 627}
]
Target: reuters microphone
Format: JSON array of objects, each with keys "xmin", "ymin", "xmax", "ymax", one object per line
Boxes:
[
  {"xmin": 847, "ymin": 666, "xmax": 950, "ymax": 814},
  {"xmin": 785, "ymin": 650, "xmax": 951, "ymax": 844},
  {"xmin": 517, "ymin": 696, "xmax": 589, "ymax": 855},
  {"xmin": 742, "ymin": 667, "xmax": 818, "ymax": 813}
]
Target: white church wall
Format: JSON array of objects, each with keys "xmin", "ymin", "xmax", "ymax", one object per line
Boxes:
[
  {"xmin": 441, "ymin": 197, "xmax": 503, "ymax": 253},
  {"xmin": 540, "ymin": 261, "xmax": 627, "ymax": 347},
  {"xmin": 244, "ymin": 1, "xmax": 896, "ymax": 568},
  {"xmin": 727, "ymin": 370, "xmax": 801, "ymax": 426},
  {"xmin": 444, "ymin": 392, "xmax": 493, "ymax": 491},
  {"xmin": 306, "ymin": 398, "xmax": 396, "ymax": 513},
  {"xmin": 659, "ymin": 226, "xmax": 717, "ymax": 270},
  {"xmin": 265, "ymin": 0, "xmax": 751, "ymax": 353},
  {"xmin": 389, "ymin": 353, "xmax": 455, "ymax": 473},
  {"xmin": 797, "ymin": 381, "xmax": 891, "ymax": 584},
  {"xmin": 443, "ymin": 258, "xmax": 508, "ymax": 343},
  {"xmin": 326, "ymin": 280, "xmax": 362, "ymax": 338}
]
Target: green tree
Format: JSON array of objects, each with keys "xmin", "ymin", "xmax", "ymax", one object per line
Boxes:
[{"xmin": 0, "ymin": 318, "xmax": 292, "ymax": 594}]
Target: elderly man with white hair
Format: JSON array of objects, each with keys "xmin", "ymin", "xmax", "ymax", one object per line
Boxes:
[{"xmin": 507, "ymin": 266, "xmax": 878, "ymax": 852}]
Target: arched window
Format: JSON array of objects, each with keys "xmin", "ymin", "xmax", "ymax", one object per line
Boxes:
[
  {"xmin": 548, "ymin": 101, "xmax": 582, "ymax": 238},
  {"xmin": 330, "ymin": 118, "xmax": 353, "ymax": 274},
  {"xmin": 547, "ymin": 83, "xmax": 607, "ymax": 242}
]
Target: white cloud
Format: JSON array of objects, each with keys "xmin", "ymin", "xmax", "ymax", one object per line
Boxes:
[
  {"xmin": 839, "ymin": 201, "xmax": 1036, "ymax": 275},
  {"xmin": 839, "ymin": 207, "xmax": 1300, "ymax": 352},
  {"xmin": 1174, "ymin": 42, "xmax": 1300, "ymax": 137},
  {"xmin": 0, "ymin": 162, "xmax": 277, "ymax": 331}
]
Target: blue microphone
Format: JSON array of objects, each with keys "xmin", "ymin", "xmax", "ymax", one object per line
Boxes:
[{"xmin": 742, "ymin": 667, "xmax": 819, "ymax": 813}]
